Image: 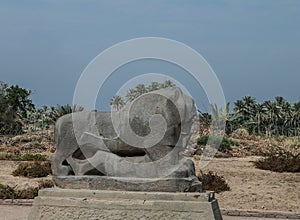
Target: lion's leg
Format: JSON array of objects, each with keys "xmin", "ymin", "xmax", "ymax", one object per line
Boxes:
[{"xmin": 51, "ymin": 152, "xmax": 73, "ymax": 176}]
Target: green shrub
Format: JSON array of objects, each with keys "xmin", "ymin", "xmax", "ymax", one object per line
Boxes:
[
  {"xmin": 0, "ymin": 152, "xmax": 48, "ymax": 161},
  {"xmin": 197, "ymin": 135, "xmax": 212, "ymax": 145},
  {"xmin": 0, "ymin": 152, "xmax": 13, "ymax": 160},
  {"xmin": 0, "ymin": 82, "xmax": 34, "ymax": 135},
  {"xmin": 12, "ymin": 153, "xmax": 48, "ymax": 161},
  {"xmin": 196, "ymin": 135, "xmax": 238, "ymax": 154},
  {"xmin": 198, "ymin": 171, "xmax": 230, "ymax": 193},
  {"xmin": 193, "ymin": 155, "xmax": 201, "ymax": 161},
  {"xmin": 12, "ymin": 161, "xmax": 52, "ymax": 178},
  {"xmin": 253, "ymin": 151, "xmax": 300, "ymax": 172}
]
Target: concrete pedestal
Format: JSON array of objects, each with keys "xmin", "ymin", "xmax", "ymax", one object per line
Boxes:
[{"xmin": 29, "ymin": 188, "xmax": 222, "ymax": 220}]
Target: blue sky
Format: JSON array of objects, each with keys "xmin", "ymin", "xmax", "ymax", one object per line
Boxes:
[{"xmin": 0, "ymin": 0, "xmax": 299, "ymax": 111}]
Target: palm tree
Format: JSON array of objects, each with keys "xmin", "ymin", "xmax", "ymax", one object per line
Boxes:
[
  {"xmin": 280, "ymin": 100, "xmax": 292, "ymax": 136},
  {"xmin": 50, "ymin": 104, "xmax": 84, "ymax": 122},
  {"xmin": 135, "ymin": 84, "xmax": 147, "ymax": 96},
  {"xmin": 292, "ymin": 101, "xmax": 300, "ymax": 136},
  {"xmin": 110, "ymin": 95, "xmax": 125, "ymax": 111},
  {"xmin": 125, "ymin": 88, "xmax": 139, "ymax": 102},
  {"xmin": 147, "ymin": 82, "xmax": 161, "ymax": 92},
  {"xmin": 210, "ymin": 103, "xmax": 228, "ymax": 133},
  {"xmin": 233, "ymin": 99, "xmax": 246, "ymax": 114},
  {"xmin": 198, "ymin": 109, "xmax": 211, "ymax": 135},
  {"xmin": 233, "ymin": 99, "xmax": 249, "ymax": 130},
  {"xmin": 233, "ymin": 96, "xmax": 264, "ymax": 134},
  {"xmin": 216, "ymin": 95, "xmax": 300, "ymax": 137},
  {"xmin": 253, "ymin": 103, "xmax": 268, "ymax": 134},
  {"xmin": 275, "ymin": 96, "xmax": 287, "ymax": 107},
  {"xmin": 242, "ymin": 96, "xmax": 256, "ymax": 118},
  {"xmin": 162, "ymin": 80, "xmax": 175, "ymax": 88},
  {"xmin": 263, "ymin": 100, "xmax": 282, "ymax": 136}
]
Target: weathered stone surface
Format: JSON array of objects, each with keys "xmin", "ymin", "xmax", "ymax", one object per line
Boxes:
[
  {"xmin": 53, "ymin": 176, "xmax": 201, "ymax": 193},
  {"xmin": 184, "ymin": 116, "xmax": 201, "ymax": 156},
  {"xmin": 29, "ymin": 189, "xmax": 223, "ymax": 220},
  {"xmin": 51, "ymin": 87, "xmax": 201, "ymax": 192}
]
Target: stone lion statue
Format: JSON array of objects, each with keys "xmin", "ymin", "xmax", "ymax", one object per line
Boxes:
[{"xmin": 51, "ymin": 87, "xmax": 201, "ymax": 192}]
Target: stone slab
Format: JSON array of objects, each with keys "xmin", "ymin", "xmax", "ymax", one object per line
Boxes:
[
  {"xmin": 221, "ymin": 209, "xmax": 300, "ymax": 219},
  {"xmin": 29, "ymin": 188, "xmax": 223, "ymax": 220},
  {"xmin": 53, "ymin": 175, "xmax": 202, "ymax": 192}
]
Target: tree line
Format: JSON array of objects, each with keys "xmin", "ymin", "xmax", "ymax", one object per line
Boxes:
[
  {"xmin": 109, "ymin": 80, "xmax": 175, "ymax": 110},
  {"xmin": 201, "ymin": 96, "xmax": 300, "ymax": 137},
  {"xmin": 0, "ymin": 81, "xmax": 83, "ymax": 135},
  {"xmin": 1, "ymin": 80, "xmax": 299, "ymax": 137}
]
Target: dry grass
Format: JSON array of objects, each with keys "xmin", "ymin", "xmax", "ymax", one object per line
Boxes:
[
  {"xmin": 253, "ymin": 150, "xmax": 300, "ymax": 172},
  {"xmin": 0, "ymin": 128, "xmax": 55, "ymax": 155},
  {"xmin": 12, "ymin": 161, "xmax": 52, "ymax": 178},
  {"xmin": 198, "ymin": 171, "xmax": 230, "ymax": 193},
  {"xmin": 37, "ymin": 179, "xmax": 54, "ymax": 188},
  {"xmin": 0, "ymin": 179, "xmax": 54, "ymax": 199},
  {"xmin": 0, "ymin": 152, "xmax": 48, "ymax": 161},
  {"xmin": 229, "ymin": 134, "xmax": 300, "ymax": 158}
]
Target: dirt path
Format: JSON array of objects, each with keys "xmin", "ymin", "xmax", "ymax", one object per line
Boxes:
[{"xmin": 0, "ymin": 205, "xmax": 31, "ymax": 220}]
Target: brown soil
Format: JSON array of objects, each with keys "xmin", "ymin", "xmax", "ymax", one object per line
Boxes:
[
  {"xmin": 0, "ymin": 129, "xmax": 299, "ymax": 213},
  {"xmin": 0, "ymin": 128, "xmax": 55, "ymax": 155},
  {"xmin": 0, "ymin": 157, "xmax": 299, "ymax": 212},
  {"xmin": 194, "ymin": 156, "xmax": 300, "ymax": 212},
  {"xmin": 0, "ymin": 161, "xmax": 51, "ymax": 190},
  {"xmin": 0, "ymin": 205, "xmax": 31, "ymax": 220}
]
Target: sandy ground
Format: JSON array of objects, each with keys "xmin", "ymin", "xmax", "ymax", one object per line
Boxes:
[
  {"xmin": 0, "ymin": 157, "xmax": 299, "ymax": 219},
  {"xmin": 0, "ymin": 161, "xmax": 51, "ymax": 190},
  {"xmin": 195, "ymin": 156, "xmax": 300, "ymax": 212},
  {"xmin": 0, "ymin": 205, "xmax": 31, "ymax": 220}
]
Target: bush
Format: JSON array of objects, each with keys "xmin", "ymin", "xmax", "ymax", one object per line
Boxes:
[
  {"xmin": 198, "ymin": 171, "xmax": 230, "ymax": 193},
  {"xmin": 0, "ymin": 152, "xmax": 13, "ymax": 160},
  {"xmin": 15, "ymin": 187, "xmax": 39, "ymax": 199},
  {"xmin": 253, "ymin": 151, "xmax": 300, "ymax": 172},
  {"xmin": 196, "ymin": 135, "xmax": 238, "ymax": 154},
  {"xmin": 0, "ymin": 184, "xmax": 15, "ymax": 199},
  {"xmin": 0, "ymin": 180, "xmax": 54, "ymax": 199},
  {"xmin": 231, "ymin": 128, "xmax": 250, "ymax": 139},
  {"xmin": 0, "ymin": 82, "xmax": 34, "ymax": 135},
  {"xmin": 12, "ymin": 161, "xmax": 52, "ymax": 178},
  {"xmin": 0, "ymin": 184, "xmax": 39, "ymax": 199},
  {"xmin": 193, "ymin": 155, "xmax": 201, "ymax": 161},
  {"xmin": 38, "ymin": 179, "xmax": 54, "ymax": 188}
]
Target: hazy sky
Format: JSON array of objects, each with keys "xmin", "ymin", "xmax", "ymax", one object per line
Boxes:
[{"xmin": 0, "ymin": 0, "xmax": 299, "ymax": 111}]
